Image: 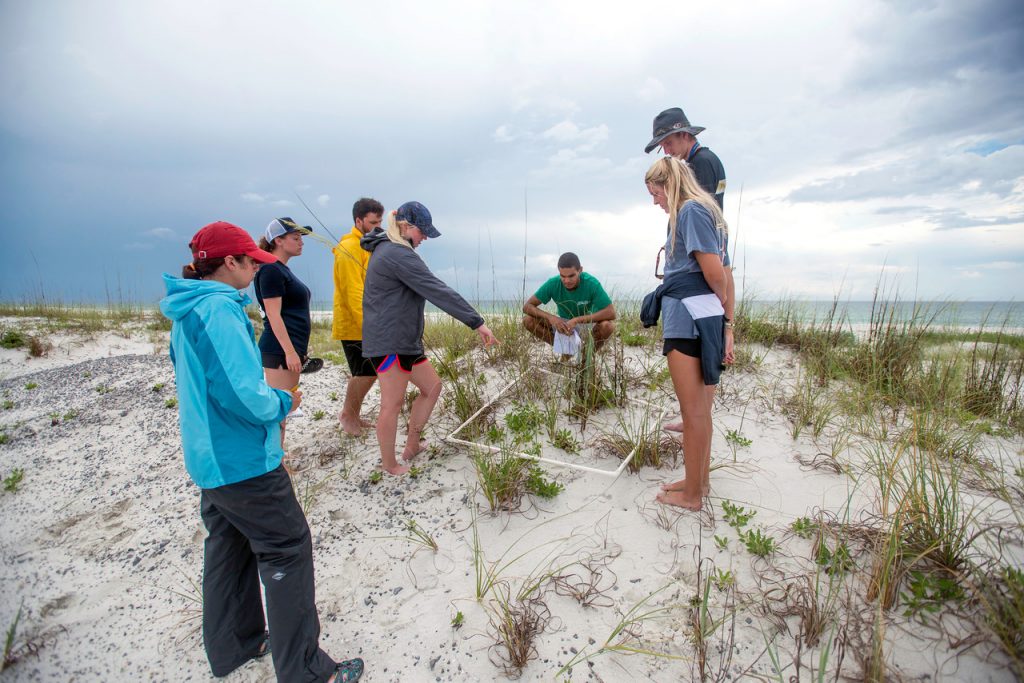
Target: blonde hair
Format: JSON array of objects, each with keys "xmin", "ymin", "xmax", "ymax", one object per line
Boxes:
[
  {"xmin": 385, "ymin": 210, "xmax": 414, "ymax": 249},
  {"xmin": 644, "ymin": 157, "xmax": 727, "ymax": 257}
]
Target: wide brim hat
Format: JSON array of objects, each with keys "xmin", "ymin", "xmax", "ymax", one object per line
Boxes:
[{"xmin": 644, "ymin": 107, "xmax": 706, "ymax": 153}]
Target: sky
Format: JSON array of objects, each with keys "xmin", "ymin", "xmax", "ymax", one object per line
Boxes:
[{"xmin": 1, "ymin": 0, "xmax": 1022, "ymax": 307}]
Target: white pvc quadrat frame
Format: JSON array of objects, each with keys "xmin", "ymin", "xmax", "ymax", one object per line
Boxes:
[{"xmin": 446, "ymin": 366, "xmax": 666, "ymax": 478}]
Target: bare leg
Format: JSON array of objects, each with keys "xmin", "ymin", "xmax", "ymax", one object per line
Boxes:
[
  {"xmin": 663, "ymin": 419, "xmax": 683, "ymax": 433},
  {"xmin": 703, "ymin": 384, "xmax": 716, "ymax": 491},
  {"xmin": 522, "ymin": 315, "xmax": 555, "ymax": 346},
  {"xmin": 664, "ymin": 384, "xmax": 715, "ymax": 492},
  {"xmin": 340, "ymin": 375, "xmax": 376, "ymax": 435},
  {"xmin": 375, "ymin": 367, "xmax": 411, "ymax": 475},
  {"xmin": 656, "ymin": 351, "xmax": 709, "ymax": 508},
  {"xmin": 592, "ymin": 320, "xmax": 615, "ymax": 351},
  {"xmin": 402, "ymin": 361, "xmax": 443, "ymax": 462},
  {"xmin": 264, "ymin": 367, "xmax": 300, "ymax": 450}
]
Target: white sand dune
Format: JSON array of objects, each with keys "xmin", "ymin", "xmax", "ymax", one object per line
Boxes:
[{"xmin": 0, "ymin": 331, "xmax": 1018, "ymax": 682}]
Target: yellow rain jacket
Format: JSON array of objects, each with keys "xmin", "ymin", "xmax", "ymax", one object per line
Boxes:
[{"xmin": 332, "ymin": 227, "xmax": 370, "ymax": 340}]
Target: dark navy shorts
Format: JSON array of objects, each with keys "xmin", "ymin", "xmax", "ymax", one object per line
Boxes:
[
  {"xmin": 341, "ymin": 340, "xmax": 377, "ymax": 377},
  {"xmin": 662, "ymin": 337, "xmax": 701, "ymax": 359}
]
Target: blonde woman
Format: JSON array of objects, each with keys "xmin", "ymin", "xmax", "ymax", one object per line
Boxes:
[
  {"xmin": 360, "ymin": 201, "xmax": 498, "ymax": 475},
  {"xmin": 644, "ymin": 157, "xmax": 734, "ymax": 510}
]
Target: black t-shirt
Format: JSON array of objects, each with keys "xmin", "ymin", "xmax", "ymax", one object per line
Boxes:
[
  {"xmin": 254, "ymin": 261, "xmax": 312, "ymax": 357},
  {"xmin": 690, "ymin": 146, "xmax": 726, "ymax": 209}
]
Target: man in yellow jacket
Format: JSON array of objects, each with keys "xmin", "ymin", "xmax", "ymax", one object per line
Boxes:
[{"xmin": 332, "ymin": 197, "xmax": 384, "ymax": 435}]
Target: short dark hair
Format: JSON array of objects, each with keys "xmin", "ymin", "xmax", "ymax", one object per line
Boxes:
[
  {"xmin": 557, "ymin": 252, "xmax": 582, "ymax": 270},
  {"xmin": 353, "ymin": 197, "xmax": 384, "ymax": 223}
]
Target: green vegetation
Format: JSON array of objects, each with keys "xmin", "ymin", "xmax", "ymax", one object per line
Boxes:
[{"xmin": 3, "ymin": 469, "xmax": 25, "ymax": 492}]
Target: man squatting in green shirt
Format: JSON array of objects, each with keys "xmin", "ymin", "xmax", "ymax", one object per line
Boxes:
[{"xmin": 522, "ymin": 252, "xmax": 617, "ymax": 351}]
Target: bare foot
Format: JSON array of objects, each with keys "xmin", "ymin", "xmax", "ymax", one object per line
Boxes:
[
  {"xmin": 660, "ymin": 479, "xmax": 710, "ymax": 496},
  {"xmin": 401, "ymin": 439, "xmax": 428, "ymax": 462},
  {"xmin": 656, "ymin": 489, "xmax": 702, "ymax": 510},
  {"xmin": 360, "ymin": 417, "xmax": 375, "ymax": 428},
  {"xmin": 662, "ymin": 421, "xmax": 683, "ymax": 433},
  {"xmin": 339, "ymin": 412, "xmax": 364, "ymax": 436},
  {"xmin": 382, "ymin": 461, "xmax": 411, "ymax": 475}
]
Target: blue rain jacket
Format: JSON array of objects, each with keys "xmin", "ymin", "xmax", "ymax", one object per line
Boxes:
[{"xmin": 160, "ymin": 274, "xmax": 292, "ymax": 489}]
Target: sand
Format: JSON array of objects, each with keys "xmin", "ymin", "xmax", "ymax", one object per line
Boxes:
[{"xmin": 0, "ymin": 323, "xmax": 1019, "ymax": 682}]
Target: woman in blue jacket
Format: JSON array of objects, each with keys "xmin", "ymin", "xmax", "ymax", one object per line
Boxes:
[
  {"xmin": 161, "ymin": 221, "xmax": 363, "ymax": 683},
  {"xmin": 644, "ymin": 158, "xmax": 732, "ymax": 512}
]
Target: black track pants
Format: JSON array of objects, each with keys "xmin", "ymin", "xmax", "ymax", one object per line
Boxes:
[{"xmin": 200, "ymin": 465, "xmax": 336, "ymax": 682}]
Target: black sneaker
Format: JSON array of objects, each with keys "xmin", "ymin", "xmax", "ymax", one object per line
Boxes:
[{"xmin": 300, "ymin": 357, "xmax": 324, "ymax": 374}]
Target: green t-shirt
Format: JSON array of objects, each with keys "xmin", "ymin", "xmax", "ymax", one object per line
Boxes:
[{"xmin": 534, "ymin": 272, "xmax": 612, "ymax": 320}]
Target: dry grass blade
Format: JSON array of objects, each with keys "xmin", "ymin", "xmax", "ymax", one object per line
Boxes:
[
  {"xmin": 551, "ymin": 554, "xmax": 620, "ymax": 609},
  {"xmin": 485, "ymin": 584, "xmax": 552, "ymax": 677}
]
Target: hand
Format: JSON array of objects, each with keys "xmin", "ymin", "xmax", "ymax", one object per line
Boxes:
[
  {"xmin": 477, "ymin": 324, "xmax": 499, "ymax": 348},
  {"xmin": 285, "ymin": 350, "xmax": 302, "ymax": 373},
  {"xmin": 724, "ymin": 328, "xmax": 735, "ymax": 365},
  {"xmin": 564, "ymin": 318, "xmax": 579, "ymax": 334},
  {"xmin": 552, "ymin": 316, "xmax": 570, "ymax": 335},
  {"xmin": 290, "ymin": 389, "xmax": 303, "ymax": 412}
]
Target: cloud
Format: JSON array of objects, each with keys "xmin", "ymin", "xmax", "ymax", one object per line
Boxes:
[
  {"xmin": 787, "ymin": 143, "xmax": 1024, "ymax": 203},
  {"xmin": 493, "ymin": 124, "xmax": 516, "ymax": 143},
  {"xmin": 541, "ymin": 120, "xmax": 609, "ymax": 152},
  {"xmin": 636, "ymin": 77, "xmax": 665, "ymax": 102},
  {"xmin": 316, "ymin": 194, "xmax": 330, "ymax": 207},
  {"xmin": 144, "ymin": 227, "xmax": 176, "ymax": 239},
  {"xmin": 871, "ymin": 206, "xmax": 1024, "ymax": 231},
  {"xmin": 241, "ymin": 192, "xmax": 291, "ymax": 208}
]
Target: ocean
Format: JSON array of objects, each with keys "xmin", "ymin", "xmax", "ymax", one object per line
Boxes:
[{"xmin": 310, "ymin": 300, "xmax": 1024, "ymax": 333}]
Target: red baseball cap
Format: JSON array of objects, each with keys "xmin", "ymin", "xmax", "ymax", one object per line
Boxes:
[{"xmin": 189, "ymin": 221, "xmax": 277, "ymax": 264}]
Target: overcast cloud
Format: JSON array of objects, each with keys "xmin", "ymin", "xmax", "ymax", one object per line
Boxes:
[{"xmin": 0, "ymin": 0, "xmax": 1021, "ymax": 305}]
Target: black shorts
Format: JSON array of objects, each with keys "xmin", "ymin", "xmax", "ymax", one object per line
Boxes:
[
  {"xmin": 662, "ymin": 337, "xmax": 701, "ymax": 359},
  {"xmin": 368, "ymin": 353, "xmax": 428, "ymax": 374},
  {"xmin": 341, "ymin": 340, "xmax": 377, "ymax": 377},
  {"xmin": 261, "ymin": 351, "xmax": 309, "ymax": 370}
]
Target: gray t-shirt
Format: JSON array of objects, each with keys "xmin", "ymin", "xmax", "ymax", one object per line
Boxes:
[{"xmin": 662, "ymin": 201, "xmax": 727, "ymax": 339}]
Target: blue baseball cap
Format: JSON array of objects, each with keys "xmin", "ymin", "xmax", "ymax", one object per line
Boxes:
[{"xmin": 396, "ymin": 201, "xmax": 440, "ymax": 238}]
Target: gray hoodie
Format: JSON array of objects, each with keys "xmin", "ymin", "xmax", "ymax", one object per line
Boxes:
[{"xmin": 360, "ymin": 229, "xmax": 484, "ymax": 357}]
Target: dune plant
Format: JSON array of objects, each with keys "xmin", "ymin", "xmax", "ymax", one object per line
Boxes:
[
  {"xmin": 524, "ymin": 465, "xmax": 562, "ymax": 499},
  {"xmin": 484, "ymin": 582, "xmax": 551, "ymax": 677},
  {"xmin": 595, "ymin": 409, "xmax": 679, "ymax": 473},
  {"xmin": 961, "ymin": 327, "xmax": 1023, "ymax": 422},
  {"xmin": 403, "ymin": 519, "xmax": 438, "ymax": 552},
  {"xmin": 3, "ymin": 469, "xmax": 24, "ymax": 492},
  {"xmin": 974, "ymin": 564, "xmax": 1024, "ymax": 677},
  {"xmin": 550, "ymin": 427, "xmax": 579, "ymax": 454},
  {"xmin": 1, "ymin": 600, "xmax": 23, "ymax": 672},
  {"xmin": 556, "ymin": 583, "xmax": 687, "ymax": 678},
  {"xmin": 472, "ymin": 448, "xmax": 531, "ymax": 512},
  {"xmin": 437, "ymin": 353, "xmax": 488, "ymax": 438}
]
